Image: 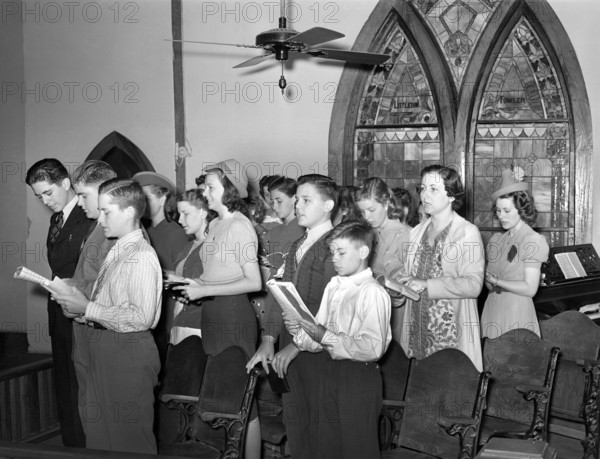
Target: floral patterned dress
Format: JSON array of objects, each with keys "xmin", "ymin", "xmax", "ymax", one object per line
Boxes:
[{"xmin": 407, "ymin": 222, "xmax": 459, "ymax": 359}]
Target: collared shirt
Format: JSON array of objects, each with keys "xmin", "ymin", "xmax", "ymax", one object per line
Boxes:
[
  {"xmin": 294, "ymin": 267, "xmax": 392, "ymax": 361},
  {"xmin": 85, "ymin": 229, "xmax": 162, "ymax": 333},
  {"xmin": 61, "ymin": 196, "xmax": 78, "ymax": 222},
  {"xmin": 296, "ymin": 220, "xmax": 333, "ymax": 266}
]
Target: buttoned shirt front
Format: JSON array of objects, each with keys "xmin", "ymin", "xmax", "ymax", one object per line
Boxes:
[
  {"xmin": 61, "ymin": 196, "xmax": 78, "ymax": 223},
  {"xmin": 294, "ymin": 267, "xmax": 392, "ymax": 361},
  {"xmin": 85, "ymin": 229, "xmax": 162, "ymax": 333}
]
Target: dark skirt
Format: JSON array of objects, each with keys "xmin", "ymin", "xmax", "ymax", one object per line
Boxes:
[
  {"xmin": 200, "ymin": 294, "xmax": 258, "ymax": 358},
  {"xmin": 200, "ymin": 294, "xmax": 259, "ymax": 421}
]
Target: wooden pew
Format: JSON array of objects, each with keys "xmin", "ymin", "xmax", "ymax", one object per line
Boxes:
[
  {"xmin": 480, "ymin": 328, "xmax": 560, "ymax": 444},
  {"xmin": 540, "ymin": 311, "xmax": 600, "ymax": 459},
  {"xmin": 380, "ymin": 348, "xmax": 490, "ymax": 459},
  {"xmin": 0, "ymin": 440, "xmax": 183, "ymax": 458},
  {"xmin": 159, "ymin": 346, "xmax": 260, "ymax": 458}
]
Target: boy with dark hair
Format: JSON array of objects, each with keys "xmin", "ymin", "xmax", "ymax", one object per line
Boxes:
[
  {"xmin": 288, "ymin": 219, "xmax": 391, "ymax": 458},
  {"xmin": 26, "ymin": 158, "xmax": 93, "ymax": 447},
  {"xmin": 247, "ymin": 173, "xmax": 339, "ymax": 459},
  {"xmin": 54, "ymin": 178, "xmax": 162, "ymax": 454}
]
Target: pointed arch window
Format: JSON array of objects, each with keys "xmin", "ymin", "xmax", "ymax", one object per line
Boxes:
[
  {"xmin": 354, "ymin": 18, "xmax": 441, "ymax": 194},
  {"xmin": 473, "ymin": 17, "xmax": 571, "ymax": 245},
  {"xmin": 330, "ymin": 0, "xmax": 592, "ymax": 243}
]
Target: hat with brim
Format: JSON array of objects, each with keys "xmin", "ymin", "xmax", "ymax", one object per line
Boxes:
[
  {"xmin": 491, "ymin": 168, "xmax": 528, "ymax": 201},
  {"xmin": 132, "ymin": 171, "xmax": 176, "ymax": 194},
  {"xmin": 203, "ymin": 159, "xmax": 248, "ymax": 198}
]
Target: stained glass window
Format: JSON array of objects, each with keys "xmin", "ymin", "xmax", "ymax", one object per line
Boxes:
[
  {"xmin": 410, "ymin": 0, "xmax": 501, "ymax": 88},
  {"xmin": 354, "ymin": 20, "xmax": 440, "ymax": 196},
  {"xmin": 474, "ymin": 18, "xmax": 571, "ymax": 246},
  {"xmin": 478, "ymin": 19, "xmax": 566, "ymax": 121}
]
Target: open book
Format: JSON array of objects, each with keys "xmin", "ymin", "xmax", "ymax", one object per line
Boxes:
[
  {"xmin": 266, "ymin": 279, "xmax": 316, "ymax": 323},
  {"xmin": 14, "ymin": 266, "xmax": 72, "ymax": 296},
  {"xmin": 555, "ymin": 252, "xmax": 587, "ymax": 280}
]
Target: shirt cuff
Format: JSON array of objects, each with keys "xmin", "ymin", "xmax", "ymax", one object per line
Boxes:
[
  {"xmin": 321, "ymin": 329, "xmax": 338, "ymax": 349},
  {"xmin": 84, "ymin": 300, "xmax": 99, "ymax": 322}
]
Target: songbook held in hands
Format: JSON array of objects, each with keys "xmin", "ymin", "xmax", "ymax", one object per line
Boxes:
[
  {"xmin": 375, "ymin": 275, "xmax": 421, "ymax": 302},
  {"xmin": 14, "ymin": 266, "xmax": 72, "ymax": 296},
  {"xmin": 266, "ymin": 279, "xmax": 316, "ymax": 323}
]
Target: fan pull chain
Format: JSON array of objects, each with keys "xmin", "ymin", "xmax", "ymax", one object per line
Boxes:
[{"xmin": 278, "ymin": 61, "xmax": 287, "ymax": 95}]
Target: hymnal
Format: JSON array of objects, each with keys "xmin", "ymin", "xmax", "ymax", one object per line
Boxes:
[
  {"xmin": 266, "ymin": 279, "xmax": 316, "ymax": 323},
  {"xmin": 14, "ymin": 266, "xmax": 71, "ymax": 296},
  {"xmin": 555, "ymin": 252, "xmax": 587, "ymax": 280}
]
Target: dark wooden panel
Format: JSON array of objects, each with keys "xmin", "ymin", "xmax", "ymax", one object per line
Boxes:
[{"xmin": 540, "ymin": 311, "xmax": 600, "ymax": 421}]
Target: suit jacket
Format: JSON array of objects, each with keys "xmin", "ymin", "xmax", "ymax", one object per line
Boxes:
[
  {"xmin": 47, "ymin": 205, "xmax": 94, "ymax": 338},
  {"xmin": 71, "ymin": 222, "xmax": 116, "ymax": 298},
  {"xmin": 264, "ymin": 232, "xmax": 337, "ymax": 348}
]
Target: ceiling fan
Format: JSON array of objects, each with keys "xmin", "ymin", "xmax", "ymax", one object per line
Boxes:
[{"xmin": 171, "ymin": 0, "xmax": 390, "ymax": 93}]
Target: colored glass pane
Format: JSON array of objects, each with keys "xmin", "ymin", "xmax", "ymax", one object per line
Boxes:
[
  {"xmin": 479, "ymin": 18, "xmax": 567, "ymax": 121},
  {"xmin": 357, "ymin": 25, "xmax": 437, "ymax": 126},
  {"xmin": 411, "ymin": 0, "xmax": 501, "ymax": 87}
]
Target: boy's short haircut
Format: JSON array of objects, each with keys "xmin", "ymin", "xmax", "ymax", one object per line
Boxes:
[
  {"xmin": 26, "ymin": 158, "xmax": 69, "ymax": 186},
  {"xmin": 326, "ymin": 219, "xmax": 375, "ymax": 254},
  {"xmin": 297, "ymin": 174, "xmax": 339, "ymax": 215},
  {"xmin": 98, "ymin": 178, "xmax": 146, "ymax": 220},
  {"xmin": 72, "ymin": 160, "xmax": 116, "ymax": 186}
]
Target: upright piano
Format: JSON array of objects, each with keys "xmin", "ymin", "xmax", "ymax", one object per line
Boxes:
[{"xmin": 534, "ymin": 244, "xmax": 600, "ymax": 319}]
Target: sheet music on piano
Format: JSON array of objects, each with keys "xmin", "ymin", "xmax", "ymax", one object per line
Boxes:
[{"xmin": 554, "ymin": 252, "xmax": 587, "ymax": 280}]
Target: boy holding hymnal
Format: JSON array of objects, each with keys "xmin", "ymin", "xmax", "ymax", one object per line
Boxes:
[{"xmin": 286, "ymin": 219, "xmax": 391, "ymax": 458}]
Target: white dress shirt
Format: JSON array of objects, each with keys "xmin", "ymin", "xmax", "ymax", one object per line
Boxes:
[
  {"xmin": 294, "ymin": 267, "xmax": 392, "ymax": 361},
  {"xmin": 85, "ymin": 229, "xmax": 162, "ymax": 333},
  {"xmin": 61, "ymin": 195, "xmax": 78, "ymax": 222},
  {"xmin": 295, "ymin": 220, "xmax": 333, "ymax": 265}
]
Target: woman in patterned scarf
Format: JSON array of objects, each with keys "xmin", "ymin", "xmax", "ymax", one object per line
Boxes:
[{"xmin": 398, "ymin": 165, "xmax": 485, "ymax": 371}]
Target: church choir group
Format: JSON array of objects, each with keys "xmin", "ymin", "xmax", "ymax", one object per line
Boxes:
[{"xmin": 26, "ymin": 157, "xmax": 548, "ymax": 458}]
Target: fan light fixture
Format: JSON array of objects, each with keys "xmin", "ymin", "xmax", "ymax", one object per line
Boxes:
[{"xmin": 169, "ymin": 0, "xmax": 390, "ymax": 95}]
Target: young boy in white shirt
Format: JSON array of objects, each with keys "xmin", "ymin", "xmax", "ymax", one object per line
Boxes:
[{"xmin": 288, "ymin": 219, "xmax": 392, "ymax": 458}]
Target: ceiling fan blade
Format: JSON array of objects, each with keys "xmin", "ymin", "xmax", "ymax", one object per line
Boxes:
[
  {"xmin": 166, "ymin": 39, "xmax": 262, "ymax": 49},
  {"xmin": 304, "ymin": 48, "xmax": 390, "ymax": 65},
  {"xmin": 287, "ymin": 27, "xmax": 344, "ymax": 47},
  {"xmin": 233, "ymin": 54, "xmax": 275, "ymax": 68}
]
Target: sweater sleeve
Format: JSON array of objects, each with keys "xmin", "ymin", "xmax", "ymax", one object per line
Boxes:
[{"xmin": 426, "ymin": 224, "xmax": 485, "ymax": 300}]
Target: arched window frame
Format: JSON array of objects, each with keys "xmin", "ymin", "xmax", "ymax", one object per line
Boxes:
[
  {"xmin": 329, "ymin": 0, "xmax": 456, "ymax": 185},
  {"xmin": 330, "ymin": 0, "xmax": 593, "ymax": 243}
]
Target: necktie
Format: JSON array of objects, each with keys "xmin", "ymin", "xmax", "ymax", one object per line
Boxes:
[
  {"xmin": 49, "ymin": 211, "xmax": 64, "ymax": 245},
  {"xmin": 294, "ymin": 231, "xmax": 309, "ymax": 268}
]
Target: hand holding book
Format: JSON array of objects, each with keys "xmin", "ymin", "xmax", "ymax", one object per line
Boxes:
[
  {"xmin": 266, "ymin": 279, "xmax": 316, "ymax": 324},
  {"xmin": 374, "ymin": 274, "xmax": 421, "ymax": 301},
  {"xmin": 14, "ymin": 266, "xmax": 72, "ymax": 296}
]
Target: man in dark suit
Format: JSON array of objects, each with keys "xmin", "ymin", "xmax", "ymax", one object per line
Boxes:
[{"xmin": 26, "ymin": 158, "xmax": 94, "ymax": 447}]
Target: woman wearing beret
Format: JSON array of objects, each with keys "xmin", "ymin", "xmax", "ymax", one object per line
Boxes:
[{"xmin": 481, "ymin": 168, "xmax": 549, "ymax": 338}]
